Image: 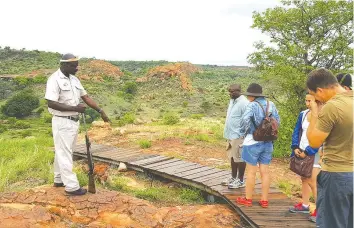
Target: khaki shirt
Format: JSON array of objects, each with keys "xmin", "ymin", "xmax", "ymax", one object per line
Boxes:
[
  {"xmin": 317, "ymin": 91, "xmax": 353, "ymax": 172},
  {"xmin": 45, "ymin": 69, "xmax": 87, "ymax": 116}
]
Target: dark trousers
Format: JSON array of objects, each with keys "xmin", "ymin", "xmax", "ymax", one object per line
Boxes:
[{"xmin": 317, "ymin": 171, "xmax": 353, "ymax": 228}]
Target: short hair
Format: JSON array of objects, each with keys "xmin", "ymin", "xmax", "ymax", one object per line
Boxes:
[
  {"xmin": 306, "ymin": 68, "xmax": 338, "ymax": 92},
  {"xmin": 336, "ymin": 73, "xmax": 352, "ymax": 89}
]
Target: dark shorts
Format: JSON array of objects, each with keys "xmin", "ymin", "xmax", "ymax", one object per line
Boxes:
[{"xmin": 317, "ymin": 171, "xmax": 353, "ymax": 228}]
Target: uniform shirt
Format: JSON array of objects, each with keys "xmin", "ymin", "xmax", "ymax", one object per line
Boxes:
[
  {"xmin": 45, "ymin": 69, "xmax": 87, "ymax": 116},
  {"xmin": 224, "ymin": 95, "xmax": 249, "ymax": 140},
  {"xmin": 317, "ymin": 91, "xmax": 353, "ymax": 172}
]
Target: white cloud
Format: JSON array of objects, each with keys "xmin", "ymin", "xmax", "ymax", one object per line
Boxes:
[{"xmin": 0, "ymin": 0, "xmax": 279, "ymax": 65}]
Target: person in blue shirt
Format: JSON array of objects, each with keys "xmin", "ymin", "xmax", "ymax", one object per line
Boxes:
[
  {"xmin": 222, "ymin": 84, "xmax": 249, "ymax": 189},
  {"xmin": 288, "ymin": 93, "xmax": 320, "ymax": 223},
  {"xmin": 236, "ymin": 83, "xmax": 280, "ymax": 208}
]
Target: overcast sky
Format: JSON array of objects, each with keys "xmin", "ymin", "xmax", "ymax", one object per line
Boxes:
[{"xmin": 0, "ymin": 0, "xmax": 281, "ymax": 66}]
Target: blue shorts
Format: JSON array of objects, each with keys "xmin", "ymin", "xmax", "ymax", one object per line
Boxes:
[{"xmin": 241, "ymin": 142, "xmax": 273, "ymax": 166}]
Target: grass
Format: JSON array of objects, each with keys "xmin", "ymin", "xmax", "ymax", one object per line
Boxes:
[
  {"xmin": 0, "ymin": 136, "xmax": 54, "ymax": 192},
  {"xmin": 138, "ymin": 139, "xmax": 152, "ymax": 149},
  {"xmin": 104, "ymin": 173, "xmax": 205, "ymax": 205}
]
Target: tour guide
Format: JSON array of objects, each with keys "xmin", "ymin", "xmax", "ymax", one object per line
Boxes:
[{"xmin": 45, "ymin": 53, "xmax": 110, "ymax": 195}]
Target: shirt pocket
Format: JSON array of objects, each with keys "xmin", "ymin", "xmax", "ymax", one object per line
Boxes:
[
  {"xmin": 58, "ymin": 80, "xmax": 73, "ymax": 102},
  {"xmin": 73, "ymin": 82, "xmax": 84, "ymax": 98}
]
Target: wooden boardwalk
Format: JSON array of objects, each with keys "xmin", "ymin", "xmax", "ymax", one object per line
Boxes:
[{"xmin": 74, "ymin": 144, "xmax": 316, "ymax": 228}]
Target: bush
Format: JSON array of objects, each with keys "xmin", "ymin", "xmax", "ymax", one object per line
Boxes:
[
  {"xmin": 138, "ymin": 139, "xmax": 152, "ymax": 149},
  {"xmin": 1, "ymin": 90, "xmax": 40, "ymax": 118},
  {"xmin": 182, "ymin": 101, "xmax": 188, "ymax": 108},
  {"xmin": 122, "ymin": 82, "xmax": 138, "ymax": 95},
  {"xmin": 33, "ymin": 75, "xmax": 47, "ymax": 84},
  {"xmin": 85, "ymin": 108, "xmax": 100, "ymax": 123},
  {"xmin": 200, "ymin": 101, "xmax": 212, "ymax": 112},
  {"xmin": 117, "ymin": 112, "xmax": 136, "ymax": 126},
  {"xmin": 10, "ymin": 121, "xmax": 31, "ymax": 129},
  {"xmin": 13, "ymin": 76, "xmax": 32, "ymax": 86},
  {"xmin": 36, "ymin": 107, "xmax": 45, "ymax": 114},
  {"xmin": 7, "ymin": 117, "xmax": 17, "ymax": 124},
  {"xmin": 162, "ymin": 112, "xmax": 180, "ymax": 125},
  {"xmin": 0, "ymin": 125, "xmax": 7, "ymax": 134},
  {"xmin": 20, "ymin": 130, "xmax": 32, "ymax": 137}
]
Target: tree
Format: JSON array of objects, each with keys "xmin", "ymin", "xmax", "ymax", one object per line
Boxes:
[
  {"xmin": 248, "ymin": 0, "xmax": 353, "ymax": 156},
  {"xmin": 1, "ymin": 90, "xmax": 40, "ymax": 118}
]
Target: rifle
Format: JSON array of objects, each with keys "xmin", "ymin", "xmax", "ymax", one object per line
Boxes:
[{"xmin": 81, "ymin": 113, "xmax": 96, "ymax": 193}]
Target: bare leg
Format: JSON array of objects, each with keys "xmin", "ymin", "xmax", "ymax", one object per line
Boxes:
[
  {"xmin": 231, "ymin": 158, "xmax": 238, "ymax": 179},
  {"xmin": 245, "ymin": 163, "xmax": 258, "ymax": 200},
  {"xmin": 309, "ymin": 167, "xmax": 320, "ymax": 202},
  {"xmin": 301, "ymin": 177, "xmax": 311, "ymax": 205},
  {"xmin": 259, "ymin": 164, "xmax": 270, "ymax": 201}
]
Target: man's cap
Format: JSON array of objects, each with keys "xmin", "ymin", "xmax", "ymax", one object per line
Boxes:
[
  {"xmin": 336, "ymin": 73, "xmax": 352, "ymax": 90},
  {"xmin": 60, "ymin": 53, "xmax": 80, "ymax": 63}
]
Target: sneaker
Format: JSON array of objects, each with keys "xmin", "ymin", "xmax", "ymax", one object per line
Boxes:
[
  {"xmin": 53, "ymin": 182, "xmax": 65, "ymax": 187},
  {"xmin": 65, "ymin": 188, "xmax": 87, "ymax": 196},
  {"xmin": 221, "ymin": 177, "xmax": 235, "ymax": 186},
  {"xmin": 289, "ymin": 202, "xmax": 310, "ymax": 213},
  {"xmin": 238, "ymin": 179, "xmax": 246, "ymax": 188},
  {"xmin": 236, "ymin": 197, "xmax": 252, "ymax": 206},
  {"xmin": 309, "ymin": 209, "xmax": 317, "ymax": 223},
  {"xmin": 228, "ymin": 179, "xmax": 245, "ymax": 189}
]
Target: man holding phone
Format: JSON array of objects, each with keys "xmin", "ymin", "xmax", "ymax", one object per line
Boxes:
[{"xmin": 306, "ymin": 68, "xmax": 353, "ymax": 228}]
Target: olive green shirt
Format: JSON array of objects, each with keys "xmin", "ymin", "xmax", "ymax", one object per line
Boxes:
[{"xmin": 317, "ymin": 91, "xmax": 353, "ymax": 172}]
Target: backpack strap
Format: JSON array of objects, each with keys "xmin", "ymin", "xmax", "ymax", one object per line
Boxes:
[{"xmin": 254, "ymin": 100, "xmax": 270, "ymax": 117}]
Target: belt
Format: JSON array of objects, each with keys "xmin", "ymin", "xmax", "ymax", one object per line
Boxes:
[{"xmin": 55, "ymin": 115, "xmax": 80, "ymax": 122}]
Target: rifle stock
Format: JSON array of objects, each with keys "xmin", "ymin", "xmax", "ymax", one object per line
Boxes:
[{"xmin": 84, "ymin": 122, "xmax": 96, "ymax": 193}]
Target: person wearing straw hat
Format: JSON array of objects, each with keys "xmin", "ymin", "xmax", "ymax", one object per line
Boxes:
[
  {"xmin": 45, "ymin": 53, "xmax": 110, "ymax": 195},
  {"xmin": 235, "ymin": 83, "xmax": 280, "ymax": 208}
]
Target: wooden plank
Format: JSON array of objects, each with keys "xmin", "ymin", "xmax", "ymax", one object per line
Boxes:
[
  {"xmin": 130, "ymin": 155, "xmax": 170, "ymax": 166},
  {"xmin": 121, "ymin": 154, "xmax": 157, "ymax": 163},
  {"xmin": 192, "ymin": 170, "xmax": 230, "ymax": 182},
  {"xmin": 202, "ymin": 173, "xmax": 232, "ymax": 187},
  {"xmin": 174, "ymin": 166, "xmax": 216, "ymax": 178},
  {"xmin": 165, "ymin": 164, "xmax": 203, "ymax": 176},
  {"xmin": 108, "ymin": 152, "xmax": 143, "ymax": 161},
  {"xmin": 184, "ymin": 169, "xmax": 224, "ymax": 180},
  {"xmin": 150, "ymin": 160, "xmax": 187, "ymax": 170},
  {"xmin": 143, "ymin": 159, "xmax": 182, "ymax": 169},
  {"xmin": 157, "ymin": 163, "xmax": 202, "ymax": 174}
]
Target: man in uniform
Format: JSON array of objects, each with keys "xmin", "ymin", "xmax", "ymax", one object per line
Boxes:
[
  {"xmin": 221, "ymin": 84, "xmax": 249, "ymax": 188},
  {"xmin": 45, "ymin": 53, "xmax": 110, "ymax": 195}
]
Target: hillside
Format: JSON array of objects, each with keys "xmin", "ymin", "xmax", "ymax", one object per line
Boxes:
[{"xmin": 0, "ymin": 47, "xmax": 258, "ymax": 122}]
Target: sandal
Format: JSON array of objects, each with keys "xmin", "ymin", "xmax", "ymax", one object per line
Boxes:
[
  {"xmin": 236, "ymin": 197, "xmax": 252, "ymax": 207},
  {"xmin": 259, "ymin": 200, "xmax": 269, "ymax": 208}
]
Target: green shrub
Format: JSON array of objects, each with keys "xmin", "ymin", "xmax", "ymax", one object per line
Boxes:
[
  {"xmin": 162, "ymin": 112, "xmax": 180, "ymax": 125},
  {"xmin": 179, "ymin": 188, "xmax": 204, "ymax": 203},
  {"xmin": 36, "ymin": 107, "xmax": 45, "ymax": 114},
  {"xmin": 7, "ymin": 117, "xmax": 17, "ymax": 124},
  {"xmin": 182, "ymin": 101, "xmax": 188, "ymax": 108},
  {"xmin": 190, "ymin": 114, "xmax": 204, "ymax": 119},
  {"xmin": 33, "ymin": 75, "xmax": 47, "ymax": 84},
  {"xmin": 117, "ymin": 112, "xmax": 136, "ymax": 126},
  {"xmin": 13, "ymin": 76, "xmax": 32, "ymax": 86},
  {"xmin": 122, "ymin": 82, "xmax": 138, "ymax": 95},
  {"xmin": 20, "ymin": 130, "xmax": 32, "ymax": 137},
  {"xmin": 84, "ymin": 108, "xmax": 100, "ymax": 123},
  {"xmin": 1, "ymin": 90, "xmax": 40, "ymax": 118},
  {"xmin": 138, "ymin": 139, "xmax": 152, "ymax": 149},
  {"xmin": 11, "ymin": 121, "xmax": 31, "ymax": 129},
  {"xmin": 200, "ymin": 101, "xmax": 212, "ymax": 112},
  {"xmin": 0, "ymin": 125, "xmax": 7, "ymax": 134}
]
